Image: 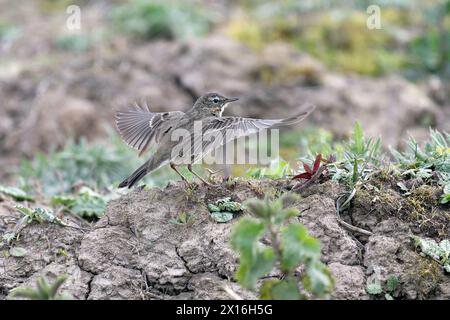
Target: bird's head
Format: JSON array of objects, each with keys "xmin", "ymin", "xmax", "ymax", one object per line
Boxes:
[{"xmin": 193, "ymin": 93, "xmax": 239, "ymax": 117}]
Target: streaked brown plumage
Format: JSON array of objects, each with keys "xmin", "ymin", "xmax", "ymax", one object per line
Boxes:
[{"xmin": 116, "ymin": 93, "xmax": 315, "ymax": 188}]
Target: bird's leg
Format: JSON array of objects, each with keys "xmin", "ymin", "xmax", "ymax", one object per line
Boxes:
[
  {"xmin": 205, "ymin": 167, "xmax": 228, "ymax": 183},
  {"xmin": 170, "ymin": 163, "xmax": 191, "ymax": 187},
  {"xmin": 188, "ymin": 164, "xmax": 212, "ymax": 186},
  {"xmin": 205, "ymin": 168, "xmax": 224, "ymax": 177}
]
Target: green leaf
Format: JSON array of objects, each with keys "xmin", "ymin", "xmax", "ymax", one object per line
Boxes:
[
  {"xmin": 48, "ymin": 275, "xmax": 68, "ymax": 299},
  {"xmin": 303, "ymin": 262, "xmax": 334, "ymax": 296},
  {"xmin": 366, "ymin": 282, "xmax": 383, "ymax": 295},
  {"xmin": 411, "ymin": 235, "xmax": 447, "ymax": 262},
  {"xmin": 169, "ymin": 212, "xmax": 191, "ymax": 225},
  {"xmin": 385, "ymin": 293, "xmax": 394, "ymax": 300},
  {"xmin": 231, "ymin": 217, "xmax": 274, "ymax": 289},
  {"xmin": 71, "ymin": 187, "xmax": 107, "ymax": 218},
  {"xmin": 439, "ymin": 240, "xmax": 450, "ymax": 262},
  {"xmin": 444, "ymin": 264, "xmax": 450, "ymax": 273},
  {"xmin": 208, "ymin": 198, "xmax": 242, "ymax": 221},
  {"xmin": 353, "ymin": 122, "xmax": 364, "ymax": 154},
  {"xmin": 207, "ymin": 204, "xmax": 220, "ymax": 212},
  {"xmin": 260, "ymin": 278, "xmax": 301, "ymax": 300},
  {"xmin": 0, "ymin": 185, "xmax": 34, "ymax": 201},
  {"xmin": 280, "ymin": 222, "xmax": 320, "ymax": 271},
  {"xmin": 51, "ymin": 195, "xmax": 76, "ymax": 207},
  {"xmin": 397, "ymin": 182, "xmax": 409, "ymax": 192},
  {"xmin": 215, "ymin": 197, "xmax": 242, "ymax": 212},
  {"xmin": 231, "ymin": 217, "xmax": 266, "ymax": 258},
  {"xmin": 441, "ymin": 193, "xmax": 450, "ymax": 204},
  {"xmin": 246, "ymin": 157, "xmax": 291, "ymax": 179},
  {"xmin": 36, "ymin": 277, "xmax": 50, "ymax": 299},
  {"xmin": 245, "ymin": 198, "xmax": 270, "ymax": 218},
  {"xmin": 9, "ymin": 247, "xmax": 28, "ymax": 257},
  {"xmin": 386, "ymin": 275, "xmax": 399, "ymax": 292},
  {"xmin": 259, "ymin": 279, "xmax": 279, "ymax": 300},
  {"xmin": 210, "ymin": 211, "xmax": 233, "ymax": 223},
  {"xmin": 2, "ymin": 232, "xmax": 15, "ymax": 244},
  {"xmin": 10, "ymin": 275, "xmax": 71, "ymax": 300},
  {"xmin": 10, "ymin": 287, "xmax": 43, "ymax": 300},
  {"xmin": 444, "ymin": 185, "xmax": 450, "ymax": 195},
  {"xmin": 15, "ymin": 205, "xmax": 33, "ymax": 217},
  {"xmin": 235, "ymin": 247, "xmax": 275, "ymax": 290},
  {"xmin": 15, "ymin": 205, "xmax": 66, "ymax": 226}
]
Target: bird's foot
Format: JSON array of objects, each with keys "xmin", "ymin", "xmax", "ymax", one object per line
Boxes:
[
  {"xmin": 183, "ymin": 180, "xmax": 194, "ymax": 189},
  {"xmin": 206, "ymin": 168, "xmax": 223, "ymax": 178}
]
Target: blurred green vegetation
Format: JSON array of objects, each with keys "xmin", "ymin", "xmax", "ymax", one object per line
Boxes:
[
  {"xmin": 228, "ymin": 0, "xmax": 450, "ymax": 78},
  {"xmin": 31, "ymin": 0, "xmax": 450, "ymax": 78},
  {"xmin": 0, "ymin": 20, "xmax": 19, "ymax": 42},
  {"xmin": 110, "ymin": 0, "xmax": 213, "ymax": 40},
  {"xmin": 17, "ymin": 129, "xmax": 183, "ymax": 196},
  {"xmin": 54, "ymin": 33, "xmax": 93, "ymax": 52}
]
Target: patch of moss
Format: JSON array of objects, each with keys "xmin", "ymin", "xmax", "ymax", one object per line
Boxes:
[
  {"xmin": 354, "ymin": 186, "xmax": 403, "ymax": 218},
  {"xmin": 407, "ymin": 256, "xmax": 443, "ymax": 299},
  {"xmin": 400, "ymin": 185, "xmax": 450, "ymax": 238},
  {"xmin": 406, "ymin": 185, "xmax": 439, "ymax": 221}
]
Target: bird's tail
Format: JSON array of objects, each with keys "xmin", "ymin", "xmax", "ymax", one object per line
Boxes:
[{"xmin": 118, "ymin": 158, "xmax": 157, "ymax": 189}]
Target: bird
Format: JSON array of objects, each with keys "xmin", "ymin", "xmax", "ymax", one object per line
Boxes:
[{"xmin": 115, "ymin": 93, "xmax": 315, "ymax": 188}]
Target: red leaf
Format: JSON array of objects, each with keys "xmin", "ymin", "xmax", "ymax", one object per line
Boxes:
[
  {"xmin": 303, "ymin": 162, "xmax": 312, "ymax": 174},
  {"xmin": 313, "ymin": 154, "xmax": 322, "ymax": 173},
  {"xmin": 292, "ymin": 172, "xmax": 312, "ymax": 180}
]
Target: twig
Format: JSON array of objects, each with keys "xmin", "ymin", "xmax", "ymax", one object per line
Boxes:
[
  {"xmin": 335, "ymin": 190, "xmax": 373, "ymax": 236},
  {"xmin": 340, "ymin": 188, "xmax": 356, "ymax": 210},
  {"xmin": 337, "ymin": 219, "xmax": 373, "ymax": 236}
]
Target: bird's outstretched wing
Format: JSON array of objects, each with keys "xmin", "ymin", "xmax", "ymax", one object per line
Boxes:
[
  {"xmin": 115, "ymin": 102, "xmax": 184, "ymax": 156},
  {"xmin": 191, "ymin": 103, "xmax": 315, "ymax": 159}
]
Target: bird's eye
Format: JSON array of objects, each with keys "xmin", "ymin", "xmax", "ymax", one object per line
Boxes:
[{"xmin": 213, "ymin": 98, "xmax": 219, "ymax": 103}]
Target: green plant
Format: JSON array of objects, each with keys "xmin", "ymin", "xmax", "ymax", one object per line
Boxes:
[
  {"xmin": 9, "ymin": 275, "xmax": 71, "ymax": 300},
  {"xmin": 9, "ymin": 246, "xmax": 28, "ymax": 257},
  {"xmin": 110, "ymin": 0, "xmax": 212, "ymax": 40},
  {"xmin": 168, "ymin": 212, "xmax": 192, "ymax": 225},
  {"xmin": 0, "ymin": 20, "xmax": 19, "ymax": 42},
  {"xmin": 392, "ymin": 129, "xmax": 449, "ymax": 171},
  {"xmin": 442, "ymin": 185, "xmax": 450, "ymax": 204},
  {"xmin": 328, "ymin": 122, "xmax": 381, "ymax": 185},
  {"xmin": 392, "ymin": 129, "xmax": 450, "ymax": 197},
  {"xmin": 15, "ymin": 205, "xmax": 66, "ymax": 226},
  {"xmin": 18, "ymin": 130, "xmax": 179, "ymax": 195},
  {"xmin": 231, "ymin": 196, "xmax": 333, "ymax": 299},
  {"xmin": 411, "ymin": 236, "xmax": 450, "ymax": 272},
  {"xmin": 208, "ymin": 197, "xmax": 243, "ymax": 223},
  {"xmin": 18, "ymin": 133, "xmax": 140, "ymax": 195},
  {"xmin": 246, "ymin": 158, "xmax": 292, "ymax": 179},
  {"xmin": 366, "ymin": 274, "xmax": 399, "ymax": 300},
  {"xmin": 2, "ymin": 205, "xmax": 67, "ymax": 247},
  {"xmin": 406, "ymin": 1, "xmax": 450, "ymax": 78},
  {"xmin": 0, "ymin": 185, "xmax": 33, "ymax": 201},
  {"xmin": 293, "ymin": 127, "xmax": 344, "ymax": 160},
  {"xmin": 52, "ymin": 187, "xmax": 108, "ymax": 219},
  {"xmin": 54, "ymin": 33, "xmax": 94, "ymax": 52}
]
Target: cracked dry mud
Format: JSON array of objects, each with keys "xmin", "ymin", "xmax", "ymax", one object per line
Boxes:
[{"xmin": 1, "ymin": 179, "xmax": 449, "ymax": 300}]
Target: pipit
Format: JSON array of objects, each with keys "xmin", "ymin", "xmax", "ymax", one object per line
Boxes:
[{"xmin": 116, "ymin": 93, "xmax": 315, "ymax": 188}]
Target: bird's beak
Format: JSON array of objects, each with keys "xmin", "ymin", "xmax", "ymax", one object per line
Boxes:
[{"xmin": 225, "ymin": 97, "xmax": 239, "ymax": 103}]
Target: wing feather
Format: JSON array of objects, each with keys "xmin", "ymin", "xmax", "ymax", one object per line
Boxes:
[
  {"xmin": 115, "ymin": 102, "xmax": 184, "ymax": 156},
  {"xmin": 188, "ymin": 103, "xmax": 315, "ymax": 161}
]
